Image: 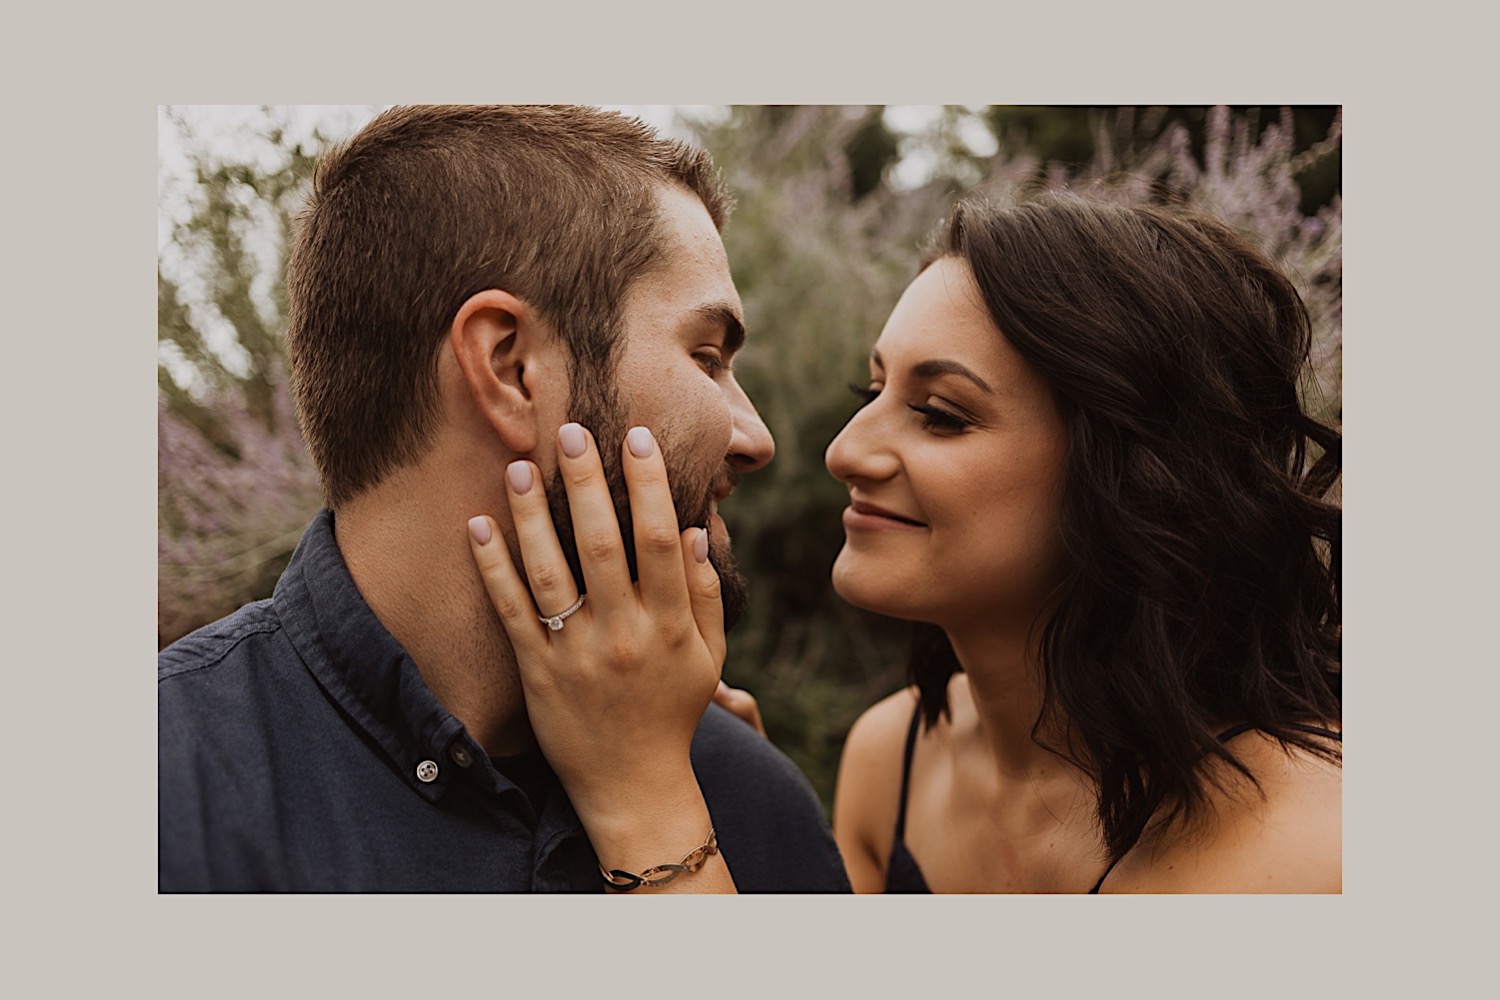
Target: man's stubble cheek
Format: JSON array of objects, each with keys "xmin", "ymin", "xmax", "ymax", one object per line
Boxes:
[
  {"xmin": 546, "ymin": 392, "xmax": 747, "ymax": 632},
  {"xmin": 652, "ymin": 421, "xmax": 749, "ymax": 633}
]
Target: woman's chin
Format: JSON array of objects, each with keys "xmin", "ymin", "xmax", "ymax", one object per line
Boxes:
[{"xmin": 831, "ymin": 554, "xmax": 916, "ymax": 620}]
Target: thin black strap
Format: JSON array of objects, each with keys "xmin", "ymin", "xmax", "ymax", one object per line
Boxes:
[
  {"xmin": 892, "ymin": 703, "xmax": 923, "ymax": 841},
  {"xmin": 1215, "ymin": 722, "xmax": 1342, "ymax": 744},
  {"xmin": 1288, "ymin": 722, "xmax": 1342, "ymax": 742},
  {"xmin": 1214, "ymin": 722, "xmax": 1258, "ymax": 743},
  {"xmin": 1088, "ymin": 856, "xmax": 1118, "ymax": 894},
  {"xmin": 1093, "ymin": 721, "xmax": 1342, "ymax": 893}
]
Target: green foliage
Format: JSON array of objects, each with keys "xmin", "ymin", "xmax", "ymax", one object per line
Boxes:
[{"xmin": 988, "ymin": 105, "xmax": 1342, "ymax": 213}]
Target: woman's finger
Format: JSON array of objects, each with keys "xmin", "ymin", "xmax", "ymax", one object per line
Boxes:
[
  {"xmin": 466, "ymin": 514, "xmax": 547, "ymax": 657},
  {"xmin": 713, "ymin": 680, "xmax": 766, "ymax": 738},
  {"xmin": 682, "ymin": 527, "xmax": 726, "ymax": 670},
  {"xmin": 622, "ymin": 426, "xmax": 692, "ymax": 615},
  {"xmin": 555, "ymin": 422, "xmax": 635, "ymax": 614},
  {"xmin": 503, "ymin": 458, "xmax": 583, "ymax": 630}
]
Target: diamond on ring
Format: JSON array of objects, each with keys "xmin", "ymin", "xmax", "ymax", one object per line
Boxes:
[{"xmin": 538, "ymin": 594, "xmax": 585, "ymax": 631}]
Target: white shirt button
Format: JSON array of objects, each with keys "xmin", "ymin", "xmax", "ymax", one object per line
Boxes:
[
  {"xmin": 415, "ymin": 759, "xmax": 439, "ymax": 783},
  {"xmin": 449, "ymin": 745, "xmax": 474, "ymax": 768}
]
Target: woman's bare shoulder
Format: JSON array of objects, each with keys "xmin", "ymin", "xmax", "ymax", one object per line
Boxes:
[
  {"xmin": 832, "ymin": 686, "xmax": 922, "ymax": 892},
  {"xmin": 1111, "ymin": 728, "xmax": 1342, "ymax": 893},
  {"xmin": 836, "ymin": 687, "xmax": 922, "ymax": 813},
  {"xmin": 848, "ymin": 687, "xmax": 923, "ymax": 755}
]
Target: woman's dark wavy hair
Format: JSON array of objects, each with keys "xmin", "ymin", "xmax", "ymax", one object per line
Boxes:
[{"xmin": 908, "ymin": 193, "xmax": 1341, "ymax": 861}]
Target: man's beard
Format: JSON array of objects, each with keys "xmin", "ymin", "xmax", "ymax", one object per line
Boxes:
[{"xmin": 545, "ymin": 382, "xmax": 749, "ymax": 632}]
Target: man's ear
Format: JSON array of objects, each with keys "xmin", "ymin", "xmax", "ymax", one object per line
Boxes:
[{"xmin": 449, "ymin": 289, "xmax": 554, "ymax": 455}]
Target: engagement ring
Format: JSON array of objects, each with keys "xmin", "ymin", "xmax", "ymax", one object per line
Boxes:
[{"xmin": 539, "ymin": 594, "xmax": 586, "ymax": 631}]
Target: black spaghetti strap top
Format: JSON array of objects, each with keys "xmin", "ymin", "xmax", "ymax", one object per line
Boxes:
[
  {"xmin": 882, "ymin": 705, "xmax": 1341, "ymax": 894},
  {"xmin": 882, "ymin": 704, "xmax": 932, "ymax": 892}
]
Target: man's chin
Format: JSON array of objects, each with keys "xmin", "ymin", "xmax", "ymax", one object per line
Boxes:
[{"xmin": 707, "ymin": 534, "xmax": 749, "ymax": 634}]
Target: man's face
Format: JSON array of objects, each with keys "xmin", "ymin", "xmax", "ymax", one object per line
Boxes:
[{"xmin": 547, "ymin": 183, "xmax": 775, "ymax": 630}]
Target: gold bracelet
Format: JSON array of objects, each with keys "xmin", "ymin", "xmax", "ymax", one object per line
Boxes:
[{"xmin": 599, "ymin": 827, "xmax": 718, "ymax": 891}]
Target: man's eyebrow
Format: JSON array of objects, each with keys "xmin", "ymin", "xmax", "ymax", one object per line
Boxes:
[
  {"xmin": 693, "ymin": 303, "xmax": 746, "ymax": 355},
  {"xmin": 870, "ymin": 349, "xmax": 993, "ymax": 394}
]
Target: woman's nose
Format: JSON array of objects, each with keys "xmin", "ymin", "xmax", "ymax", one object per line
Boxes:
[{"xmin": 824, "ymin": 402, "xmax": 895, "ymax": 485}]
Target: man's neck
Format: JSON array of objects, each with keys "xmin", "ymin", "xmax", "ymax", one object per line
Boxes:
[{"xmin": 333, "ymin": 472, "xmax": 536, "ymax": 756}]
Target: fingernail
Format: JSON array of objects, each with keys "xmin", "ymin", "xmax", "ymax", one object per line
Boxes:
[
  {"xmin": 627, "ymin": 426, "xmax": 654, "ymax": 458},
  {"xmin": 467, "ymin": 516, "xmax": 492, "ymax": 546},
  {"xmin": 694, "ymin": 527, "xmax": 709, "ymax": 563},
  {"xmin": 507, "ymin": 461, "xmax": 533, "ymax": 494},
  {"xmin": 559, "ymin": 422, "xmax": 586, "ymax": 458}
]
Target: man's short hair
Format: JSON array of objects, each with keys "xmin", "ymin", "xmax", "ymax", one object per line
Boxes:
[{"xmin": 286, "ymin": 104, "xmax": 732, "ymax": 507}]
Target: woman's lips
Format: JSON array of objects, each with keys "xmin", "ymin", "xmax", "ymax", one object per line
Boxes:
[{"xmin": 842, "ymin": 502, "xmax": 928, "ymax": 532}]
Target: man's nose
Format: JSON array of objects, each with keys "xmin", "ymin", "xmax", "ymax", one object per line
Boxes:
[{"xmin": 725, "ymin": 379, "xmax": 775, "ymax": 473}]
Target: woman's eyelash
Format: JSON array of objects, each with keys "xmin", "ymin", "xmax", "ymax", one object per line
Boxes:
[
  {"xmin": 696, "ymin": 353, "xmax": 727, "ymax": 374},
  {"xmin": 909, "ymin": 403, "xmax": 970, "ymax": 432},
  {"xmin": 849, "ymin": 382, "xmax": 971, "ymax": 433}
]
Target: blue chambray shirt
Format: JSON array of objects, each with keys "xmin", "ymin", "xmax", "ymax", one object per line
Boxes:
[{"xmin": 158, "ymin": 510, "xmax": 851, "ymax": 893}]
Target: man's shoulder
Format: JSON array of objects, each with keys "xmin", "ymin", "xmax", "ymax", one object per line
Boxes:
[
  {"xmin": 690, "ymin": 704, "xmax": 828, "ymax": 823},
  {"xmin": 158, "ymin": 599, "xmax": 282, "ymax": 685},
  {"xmin": 692, "ymin": 703, "xmax": 801, "ymax": 775},
  {"xmin": 692, "ymin": 703, "xmax": 851, "ymax": 891}
]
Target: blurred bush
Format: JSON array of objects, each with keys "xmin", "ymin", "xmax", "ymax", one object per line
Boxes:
[
  {"xmin": 158, "ymin": 105, "xmax": 1342, "ymax": 811},
  {"xmin": 157, "ymin": 109, "xmax": 326, "ymax": 647}
]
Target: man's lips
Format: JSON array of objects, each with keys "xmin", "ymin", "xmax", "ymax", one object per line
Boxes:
[{"xmin": 844, "ymin": 500, "xmax": 928, "ymax": 530}]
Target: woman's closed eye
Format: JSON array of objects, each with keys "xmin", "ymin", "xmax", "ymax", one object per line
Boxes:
[
  {"xmin": 908, "ymin": 402, "xmax": 970, "ymax": 433},
  {"xmin": 848, "ymin": 382, "xmax": 972, "ymax": 433},
  {"xmin": 848, "ymin": 382, "xmax": 879, "ymax": 408}
]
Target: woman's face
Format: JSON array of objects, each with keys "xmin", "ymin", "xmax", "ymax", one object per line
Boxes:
[{"xmin": 824, "ymin": 256, "xmax": 1070, "ymax": 629}]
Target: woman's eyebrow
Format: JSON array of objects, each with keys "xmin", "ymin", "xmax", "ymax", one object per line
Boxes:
[
  {"xmin": 870, "ymin": 349, "xmax": 993, "ymax": 393},
  {"xmin": 913, "ymin": 359, "xmax": 993, "ymax": 393}
]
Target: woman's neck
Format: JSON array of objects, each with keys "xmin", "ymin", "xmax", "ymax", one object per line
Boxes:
[{"xmin": 945, "ymin": 621, "xmax": 1071, "ymax": 776}]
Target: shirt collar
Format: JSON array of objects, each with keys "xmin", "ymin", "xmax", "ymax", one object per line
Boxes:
[{"xmin": 272, "ymin": 509, "xmax": 500, "ymax": 804}]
